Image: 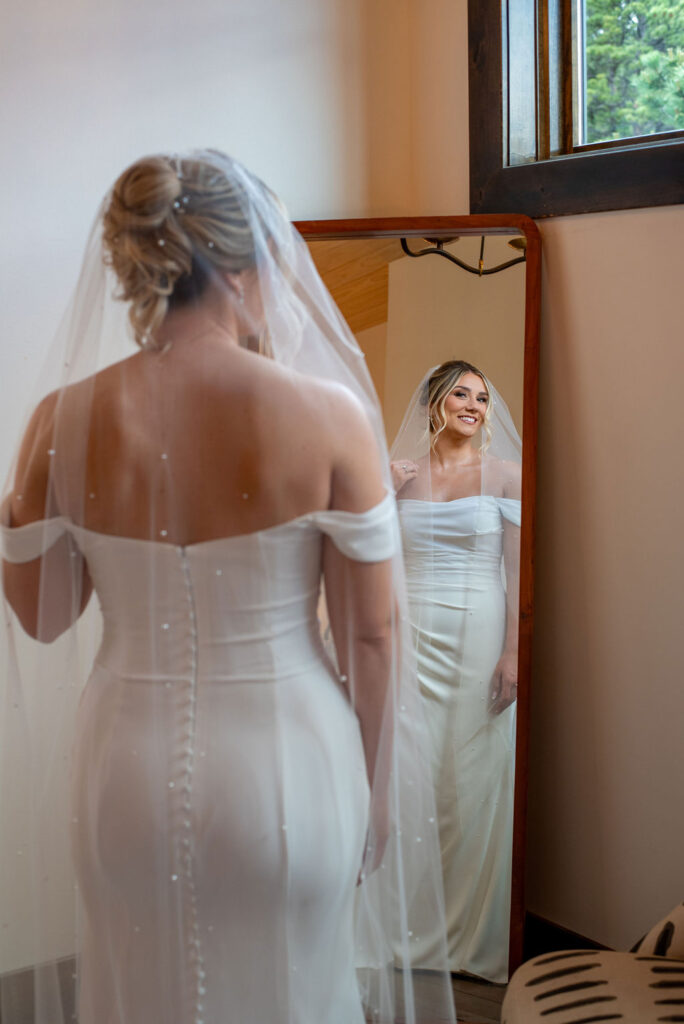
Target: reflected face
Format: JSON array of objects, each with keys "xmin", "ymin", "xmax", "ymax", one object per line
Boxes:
[{"xmin": 442, "ymin": 372, "xmax": 489, "ymax": 438}]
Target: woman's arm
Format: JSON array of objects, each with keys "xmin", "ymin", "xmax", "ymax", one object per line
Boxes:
[
  {"xmin": 490, "ymin": 462, "xmax": 521, "ymax": 715},
  {"xmin": 2, "ymin": 394, "xmax": 93, "ymax": 641},
  {"xmin": 323, "ymin": 545, "xmax": 394, "ymax": 788},
  {"xmin": 321, "ymin": 387, "xmax": 395, "ymax": 873}
]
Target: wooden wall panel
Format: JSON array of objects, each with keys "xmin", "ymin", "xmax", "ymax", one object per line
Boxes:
[{"xmin": 307, "ymin": 238, "xmax": 405, "ymax": 333}]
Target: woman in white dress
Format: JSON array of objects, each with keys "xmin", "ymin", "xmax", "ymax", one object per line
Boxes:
[
  {"xmin": 0, "ymin": 153, "xmax": 455, "ymax": 1024},
  {"xmin": 391, "ymin": 360, "xmax": 522, "ymax": 983}
]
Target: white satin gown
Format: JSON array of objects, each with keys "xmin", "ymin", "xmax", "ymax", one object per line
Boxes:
[
  {"xmin": 397, "ymin": 495, "xmax": 520, "ymax": 983},
  {"xmin": 2, "ymin": 494, "xmax": 398, "ymax": 1024}
]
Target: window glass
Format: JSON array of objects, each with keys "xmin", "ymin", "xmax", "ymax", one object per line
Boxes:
[{"xmin": 582, "ymin": 0, "xmax": 684, "ymax": 145}]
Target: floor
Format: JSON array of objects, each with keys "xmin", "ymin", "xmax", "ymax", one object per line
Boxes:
[
  {"xmin": 0, "ymin": 961, "xmax": 506, "ymax": 1024},
  {"xmin": 402, "ymin": 969, "xmax": 506, "ymax": 1024},
  {"xmin": 452, "ymin": 972, "xmax": 506, "ymax": 1023}
]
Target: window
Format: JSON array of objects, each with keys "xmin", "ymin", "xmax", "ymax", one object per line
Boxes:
[
  {"xmin": 580, "ymin": 0, "xmax": 684, "ymax": 147},
  {"xmin": 469, "ymin": 0, "xmax": 684, "ymax": 216}
]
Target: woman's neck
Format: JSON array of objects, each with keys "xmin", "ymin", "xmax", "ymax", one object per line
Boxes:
[
  {"xmin": 155, "ymin": 285, "xmax": 240, "ymax": 352},
  {"xmin": 431, "ymin": 431, "xmax": 479, "ymax": 470}
]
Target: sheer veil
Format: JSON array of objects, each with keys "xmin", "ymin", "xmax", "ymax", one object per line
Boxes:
[
  {"xmin": 390, "ymin": 363, "xmax": 522, "ymax": 490},
  {"xmin": 0, "ymin": 151, "xmax": 455, "ymax": 1023},
  {"xmin": 390, "ymin": 363, "xmax": 522, "ymax": 981}
]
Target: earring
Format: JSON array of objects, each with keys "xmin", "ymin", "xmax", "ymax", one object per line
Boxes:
[{"xmin": 236, "ymin": 285, "xmax": 244, "ymax": 305}]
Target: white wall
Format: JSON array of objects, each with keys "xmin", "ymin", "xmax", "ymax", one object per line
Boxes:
[
  {"xmin": 0, "ymin": 0, "xmax": 373, "ymax": 975},
  {"xmin": 0, "ymin": 0, "xmax": 369, "ymax": 476}
]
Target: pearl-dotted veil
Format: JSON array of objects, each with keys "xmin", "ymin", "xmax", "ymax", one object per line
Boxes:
[
  {"xmin": 0, "ymin": 151, "xmax": 455, "ymax": 1023},
  {"xmin": 390, "ymin": 363, "xmax": 523, "ymax": 980}
]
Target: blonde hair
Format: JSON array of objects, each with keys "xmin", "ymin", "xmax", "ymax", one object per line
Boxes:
[
  {"xmin": 102, "ymin": 153, "xmax": 272, "ymax": 348},
  {"xmin": 423, "ymin": 359, "xmax": 493, "ymax": 452}
]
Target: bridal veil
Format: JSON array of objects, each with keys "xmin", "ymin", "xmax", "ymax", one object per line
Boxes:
[
  {"xmin": 0, "ymin": 151, "xmax": 455, "ymax": 1023},
  {"xmin": 391, "ymin": 363, "xmax": 522, "ymax": 980}
]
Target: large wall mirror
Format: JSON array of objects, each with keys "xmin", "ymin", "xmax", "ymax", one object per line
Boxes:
[{"xmin": 298, "ymin": 216, "xmax": 541, "ymax": 991}]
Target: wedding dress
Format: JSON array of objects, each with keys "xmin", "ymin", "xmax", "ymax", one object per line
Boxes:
[
  {"xmin": 1, "ymin": 497, "xmax": 397, "ymax": 1024},
  {"xmin": 390, "ymin": 365, "xmax": 523, "ymax": 985},
  {"xmin": 0, "ymin": 150, "xmax": 456, "ymax": 1024},
  {"xmin": 398, "ymin": 496, "xmax": 520, "ymax": 983}
]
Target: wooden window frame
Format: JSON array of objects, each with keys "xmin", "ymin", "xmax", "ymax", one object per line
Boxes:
[{"xmin": 469, "ymin": 0, "xmax": 684, "ymax": 218}]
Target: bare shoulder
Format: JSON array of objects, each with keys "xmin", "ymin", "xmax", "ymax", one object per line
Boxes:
[
  {"xmin": 280, "ymin": 375, "xmax": 384, "ymax": 510},
  {"xmin": 14, "ymin": 386, "xmax": 67, "ymax": 475},
  {"xmin": 22, "ymin": 388, "xmax": 60, "ymax": 440},
  {"xmin": 485, "ymin": 456, "xmax": 521, "ymax": 498},
  {"xmin": 317, "ymin": 378, "xmax": 372, "ymax": 429},
  {"xmin": 48, "ymin": 354, "xmax": 140, "ymax": 414},
  {"xmin": 278, "ymin": 369, "xmax": 374, "ymax": 443},
  {"xmin": 243, "ymin": 363, "xmax": 385, "ymax": 512},
  {"xmin": 11, "ymin": 360, "xmax": 137, "ymax": 514},
  {"xmin": 9, "ymin": 390, "xmax": 62, "ymax": 525},
  {"xmin": 15, "ymin": 364, "xmax": 125, "ymax": 470}
]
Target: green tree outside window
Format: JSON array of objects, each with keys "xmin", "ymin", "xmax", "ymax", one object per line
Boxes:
[{"xmin": 586, "ymin": 0, "xmax": 684, "ymax": 142}]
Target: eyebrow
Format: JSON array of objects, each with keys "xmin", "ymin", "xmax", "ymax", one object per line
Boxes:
[{"xmin": 454, "ymin": 385, "xmax": 488, "ymax": 396}]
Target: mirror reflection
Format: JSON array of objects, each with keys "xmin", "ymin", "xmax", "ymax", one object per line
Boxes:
[{"xmin": 309, "ymin": 234, "xmax": 526, "ymax": 983}]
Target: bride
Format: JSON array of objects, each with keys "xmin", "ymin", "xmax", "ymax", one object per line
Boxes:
[
  {"xmin": 391, "ymin": 359, "xmax": 522, "ymax": 983},
  {"xmin": 0, "ymin": 153, "xmax": 455, "ymax": 1023}
]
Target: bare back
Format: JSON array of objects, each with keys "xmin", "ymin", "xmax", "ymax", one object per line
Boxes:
[{"xmin": 45, "ymin": 338, "xmax": 383, "ymax": 546}]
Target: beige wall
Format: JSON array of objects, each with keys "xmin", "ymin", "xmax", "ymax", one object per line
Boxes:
[
  {"xmin": 363, "ymin": 0, "xmax": 470, "ymax": 215},
  {"xmin": 353, "ymin": 237, "xmax": 526, "ymax": 452},
  {"xmin": 383, "ymin": 237, "xmax": 526, "ymax": 446},
  {"xmin": 526, "ymin": 205, "xmax": 684, "ymax": 948},
  {"xmin": 370, "ymin": 1, "xmax": 684, "ymax": 950},
  {"xmin": 355, "ymin": 322, "xmax": 388, "ymax": 409}
]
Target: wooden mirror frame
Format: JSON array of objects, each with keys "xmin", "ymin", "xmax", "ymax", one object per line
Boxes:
[{"xmin": 296, "ymin": 214, "xmax": 541, "ymax": 975}]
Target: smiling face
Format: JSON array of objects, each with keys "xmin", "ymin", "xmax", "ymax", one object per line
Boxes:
[{"xmin": 442, "ymin": 372, "xmax": 490, "ymax": 438}]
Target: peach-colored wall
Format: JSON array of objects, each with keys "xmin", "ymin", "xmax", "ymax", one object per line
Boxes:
[
  {"xmin": 526, "ymin": 206, "xmax": 684, "ymax": 948},
  {"xmin": 383, "ymin": 237, "xmax": 526, "ymax": 447},
  {"xmin": 355, "ymin": 322, "xmax": 388, "ymax": 409},
  {"xmin": 382, "ymin": 1, "xmax": 684, "ymax": 950},
  {"xmin": 363, "ymin": 0, "xmax": 469, "ymax": 216}
]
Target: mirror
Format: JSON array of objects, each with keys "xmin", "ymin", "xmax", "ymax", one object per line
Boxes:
[{"xmin": 299, "ymin": 217, "xmax": 540, "ymax": 998}]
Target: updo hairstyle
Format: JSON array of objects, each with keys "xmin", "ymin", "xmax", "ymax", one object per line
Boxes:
[
  {"xmin": 423, "ymin": 359, "xmax": 493, "ymax": 451},
  {"xmin": 102, "ymin": 153, "xmax": 271, "ymax": 348}
]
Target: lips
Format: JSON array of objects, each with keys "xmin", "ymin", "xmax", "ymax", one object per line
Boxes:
[{"xmin": 458, "ymin": 416, "xmax": 477, "ymax": 424}]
